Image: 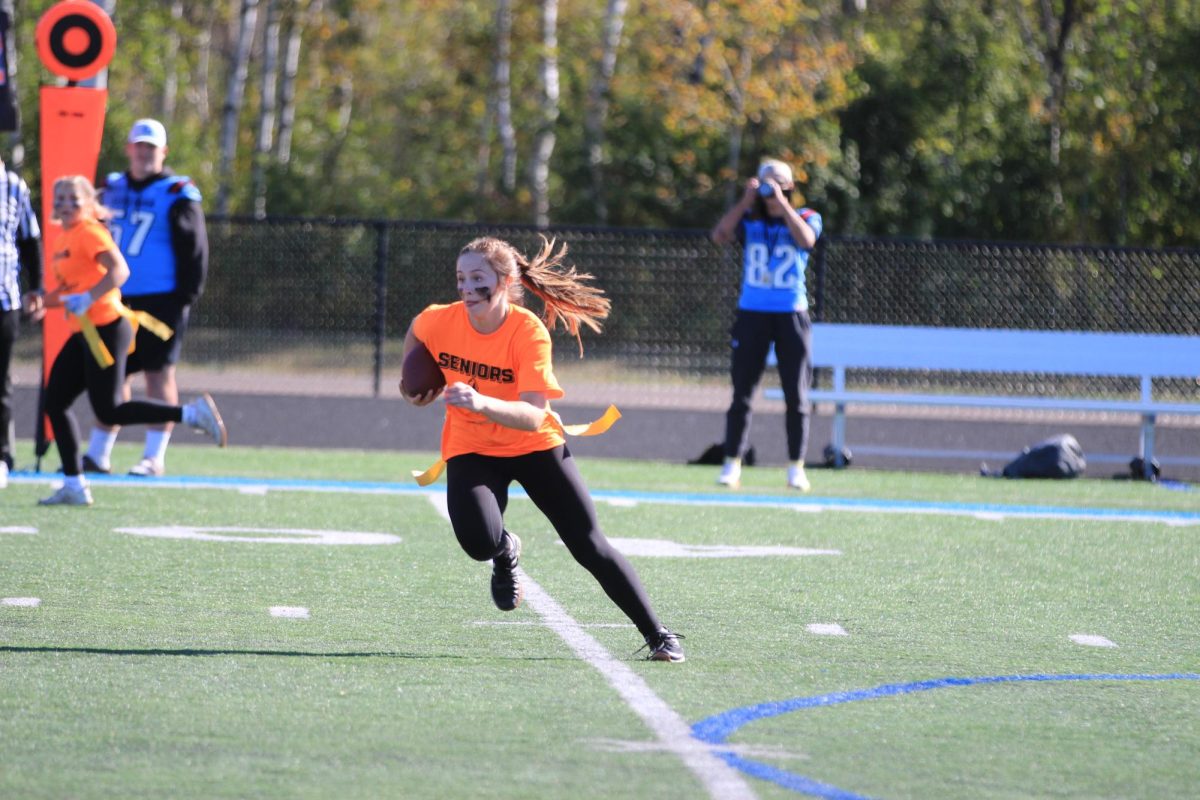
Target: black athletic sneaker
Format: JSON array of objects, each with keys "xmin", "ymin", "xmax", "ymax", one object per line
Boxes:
[
  {"xmin": 641, "ymin": 629, "xmax": 686, "ymax": 662},
  {"xmin": 490, "ymin": 531, "xmax": 523, "ymax": 611},
  {"xmin": 81, "ymin": 455, "xmax": 111, "ymax": 474}
]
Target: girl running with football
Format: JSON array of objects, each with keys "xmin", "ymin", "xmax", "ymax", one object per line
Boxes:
[{"xmin": 400, "ymin": 235, "xmax": 684, "ymax": 662}]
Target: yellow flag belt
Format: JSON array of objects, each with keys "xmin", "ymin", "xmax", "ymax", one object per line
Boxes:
[
  {"xmin": 412, "ymin": 404, "xmax": 622, "ymax": 486},
  {"xmin": 77, "ymin": 302, "xmax": 174, "ymax": 368}
]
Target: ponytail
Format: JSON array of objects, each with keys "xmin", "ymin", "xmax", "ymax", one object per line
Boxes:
[
  {"xmin": 460, "ymin": 235, "xmax": 611, "ymax": 355},
  {"xmin": 517, "ymin": 237, "xmax": 610, "ymax": 355}
]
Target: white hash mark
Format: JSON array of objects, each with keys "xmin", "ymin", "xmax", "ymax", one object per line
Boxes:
[
  {"xmin": 2, "ymin": 597, "xmax": 41, "ymax": 607},
  {"xmin": 1070, "ymin": 634, "xmax": 1117, "ymax": 648},
  {"xmin": 807, "ymin": 623, "xmax": 849, "ymax": 636}
]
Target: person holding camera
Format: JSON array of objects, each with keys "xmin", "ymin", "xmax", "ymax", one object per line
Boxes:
[{"xmin": 710, "ymin": 158, "xmax": 822, "ymax": 491}]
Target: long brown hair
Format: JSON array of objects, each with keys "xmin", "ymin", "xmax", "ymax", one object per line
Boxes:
[{"xmin": 459, "ymin": 235, "xmax": 611, "ymax": 354}]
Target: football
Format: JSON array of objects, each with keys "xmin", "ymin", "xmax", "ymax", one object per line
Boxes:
[{"xmin": 400, "ymin": 341, "xmax": 445, "ymax": 396}]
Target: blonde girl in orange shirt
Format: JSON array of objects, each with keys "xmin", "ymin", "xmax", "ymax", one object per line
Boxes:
[
  {"xmin": 401, "ymin": 236, "xmax": 684, "ymax": 662},
  {"xmin": 23, "ymin": 176, "xmax": 226, "ymax": 506}
]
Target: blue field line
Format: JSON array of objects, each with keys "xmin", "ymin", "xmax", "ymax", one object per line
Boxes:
[
  {"xmin": 9, "ymin": 471, "xmax": 425, "ymax": 495},
  {"xmin": 692, "ymin": 672, "xmax": 1200, "ymax": 799},
  {"xmin": 10, "ymin": 470, "xmax": 1199, "ymax": 525},
  {"xmin": 585, "ymin": 488, "xmax": 1200, "ymax": 526}
]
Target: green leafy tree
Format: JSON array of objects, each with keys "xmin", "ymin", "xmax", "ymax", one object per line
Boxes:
[{"xmin": 7, "ymin": 0, "xmax": 1199, "ymax": 245}]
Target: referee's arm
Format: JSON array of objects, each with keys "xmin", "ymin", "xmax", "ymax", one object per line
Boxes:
[{"xmin": 17, "ymin": 231, "xmax": 41, "ymax": 292}]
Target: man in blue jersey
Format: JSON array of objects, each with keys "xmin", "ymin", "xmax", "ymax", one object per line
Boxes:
[
  {"xmin": 711, "ymin": 158, "xmax": 822, "ymax": 492},
  {"xmin": 83, "ymin": 119, "xmax": 209, "ymax": 477},
  {"xmin": 0, "ymin": 156, "xmax": 42, "ymax": 488}
]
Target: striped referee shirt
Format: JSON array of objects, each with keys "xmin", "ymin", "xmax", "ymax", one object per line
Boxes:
[{"xmin": 0, "ymin": 164, "xmax": 42, "ymax": 312}]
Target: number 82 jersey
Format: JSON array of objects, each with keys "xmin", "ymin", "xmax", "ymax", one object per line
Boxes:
[{"xmin": 737, "ymin": 208, "xmax": 822, "ymax": 313}]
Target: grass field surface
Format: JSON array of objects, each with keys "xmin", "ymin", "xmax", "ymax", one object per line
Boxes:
[{"xmin": 3, "ymin": 442, "xmax": 1198, "ymax": 799}]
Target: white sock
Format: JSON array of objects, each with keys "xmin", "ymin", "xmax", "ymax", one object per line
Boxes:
[
  {"xmin": 65, "ymin": 474, "xmax": 87, "ymax": 490},
  {"xmin": 87, "ymin": 429, "xmax": 118, "ymax": 467},
  {"xmin": 144, "ymin": 430, "xmax": 171, "ymax": 462}
]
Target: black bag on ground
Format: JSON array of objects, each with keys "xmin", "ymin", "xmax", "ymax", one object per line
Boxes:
[
  {"xmin": 822, "ymin": 444, "xmax": 853, "ymax": 468},
  {"xmin": 1000, "ymin": 434, "xmax": 1086, "ymax": 479},
  {"xmin": 1129, "ymin": 456, "xmax": 1161, "ymax": 481}
]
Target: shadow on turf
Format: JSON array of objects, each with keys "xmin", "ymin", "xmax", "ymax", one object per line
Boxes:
[
  {"xmin": 1, "ymin": 645, "xmax": 586, "ymax": 661},
  {"xmin": 0, "ymin": 645, "xmax": 459, "ymax": 659}
]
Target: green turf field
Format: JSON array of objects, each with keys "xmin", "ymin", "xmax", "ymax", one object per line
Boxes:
[{"xmin": 3, "ymin": 442, "xmax": 1198, "ymax": 799}]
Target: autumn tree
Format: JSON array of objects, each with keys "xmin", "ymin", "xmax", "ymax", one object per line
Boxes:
[{"xmin": 6, "ymin": 0, "xmax": 1199, "ymax": 245}]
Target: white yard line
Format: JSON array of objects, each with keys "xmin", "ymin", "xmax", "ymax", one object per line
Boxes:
[
  {"xmin": 269, "ymin": 606, "xmax": 310, "ymax": 619},
  {"xmin": 426, "ymin": 493, "xmax": 756, "ymax": 800}
]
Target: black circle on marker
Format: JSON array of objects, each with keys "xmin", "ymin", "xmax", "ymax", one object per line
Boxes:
[{"xmin": 49, "ymin": 15, "xmax": 102, "ymax": 69}]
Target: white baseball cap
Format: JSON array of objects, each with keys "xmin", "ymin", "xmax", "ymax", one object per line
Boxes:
[
  {"xmin": 757, "ymin": 159, "xmax": 794, "ymax": 186},
  {"xmin": 128, "ymin": 118, "xmax": 167, "ymax": 147}
]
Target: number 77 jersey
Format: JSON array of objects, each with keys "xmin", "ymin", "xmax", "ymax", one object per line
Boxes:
[
  {"xmin": 102, "ymin": 171, "xmax": 202, "ymax": 297},
  {"xmin": 737, "ymin": 208, "xmax": 822, "ymax": 313}
]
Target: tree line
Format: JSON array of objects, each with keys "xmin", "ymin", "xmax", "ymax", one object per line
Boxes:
[{"xmin": 9, "ymin": 0, "xmax": 1200, "ymax": 246}]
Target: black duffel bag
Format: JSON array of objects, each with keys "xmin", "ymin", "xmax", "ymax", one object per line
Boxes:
[{"xmin": 993, "ymin": 433, "xmax": 1087, "ymax": 479}]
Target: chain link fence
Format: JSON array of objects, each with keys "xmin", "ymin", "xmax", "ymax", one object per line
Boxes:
[
  {"xmin": 186, "ymin": 218, "xmax": 747, "ymax": 405},
  {"xmin": 20, "ymin": 218, "xmax": 1196, "ymax": 408}
]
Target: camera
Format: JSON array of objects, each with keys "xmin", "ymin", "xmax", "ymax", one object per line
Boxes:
[{"xmin": 758, "ymin": 182, "xmax": 775, "ymax": 197}]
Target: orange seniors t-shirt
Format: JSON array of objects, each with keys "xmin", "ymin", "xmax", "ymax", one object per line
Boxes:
[
  {"xmin": 413, "ymin": 302, "xmax": 566, "ymax": 460},
  {"xmin": 50, "ymin": 218, "xmax": 123, "ymax": 332}
]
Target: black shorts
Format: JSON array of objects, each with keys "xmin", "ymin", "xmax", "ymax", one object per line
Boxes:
[{"xmin": 123, "ymin": 292, "xmax": 191, "ymax": 373}]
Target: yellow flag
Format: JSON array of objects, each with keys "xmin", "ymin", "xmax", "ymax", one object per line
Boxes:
[{"xmin": 411, "ymin": 405, "xmax": 622, "ymax": 485}]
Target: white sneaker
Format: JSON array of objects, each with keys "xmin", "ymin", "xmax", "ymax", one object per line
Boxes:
[
  {"xmin": 38, "ymin": 484, "xmax": 94, "ymax": 506},
  {"xmin": 787, "ymin": 463, "xmax": 811, "ymax": 492},
  {"xmin": 0, "ymin": 461, "xmax": 8, "ymax": 489},
  {"xmin": 717, "ymin": 458, "xmax": 741, "ymax": 488},
  {"xmin": 128, "ymin": 457, "xmax": 165, "ymax": 477},
  {"xmin": 186, "ymin": 393, "xmax": 227, "ymax": 447}
]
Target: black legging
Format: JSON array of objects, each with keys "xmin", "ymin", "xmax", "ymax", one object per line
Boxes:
[
  {"xmin": 0, "ymin": 309, "xmax": 17, "ymax": 469},
  {"xmin": 445, "ymin": 444, "xmax": 663, "ymax": 638},
  {"xmin": 724, "ymin": 308, "xmax": 812, "ymax": 462},
  {"xmin": 44, "ymin": 317, "xmax": 183, "ymax": 477}
]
